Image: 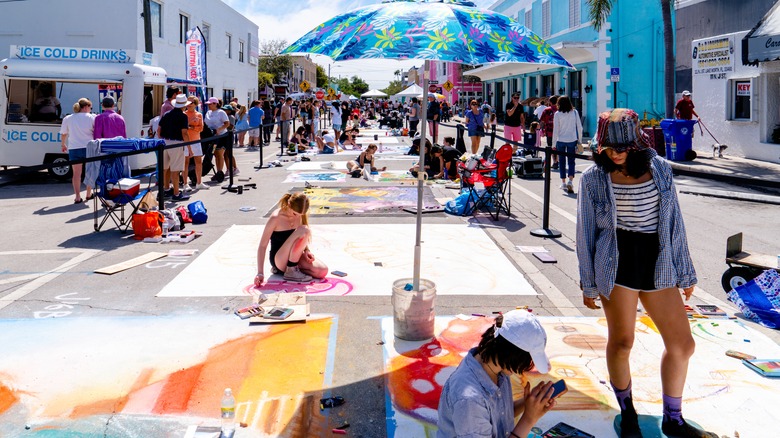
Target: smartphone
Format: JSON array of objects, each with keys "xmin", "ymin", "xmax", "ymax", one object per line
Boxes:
[
  {"xmin": 264, "ymin": 307, "xmax": 294, "ymax": 320},
  {"xmin": 550, "ymin": 379, "xmax": 568, "ymax": 399},
  {"xmin": 331, "ymin": 270, "xmax": 348, "ymax": 277}
]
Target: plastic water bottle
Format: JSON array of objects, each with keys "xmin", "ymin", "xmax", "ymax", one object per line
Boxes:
[
  {"xmin": 161, "ymin": 220, "xmax": 169, "ymax": 238},
  {"xmin": 221, "ymin": 388, "xmax": 236, "ymax": 437}
]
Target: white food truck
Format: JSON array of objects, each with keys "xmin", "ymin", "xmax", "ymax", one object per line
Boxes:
[{"xmin": 0, "ymin": 45, "xmax": 168, "ymax": 179}]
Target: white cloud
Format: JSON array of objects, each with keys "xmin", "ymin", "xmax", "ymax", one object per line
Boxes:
[{"xmin": 222, "ymin": 0, "xmax": 500, "ymax": 89}]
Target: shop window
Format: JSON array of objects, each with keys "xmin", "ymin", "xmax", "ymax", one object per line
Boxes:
[
  {"xmin": 202, "ymin": 23, "xmax": 211, "ymax": 52},
  {"xmin": 206, "ymin": 87, "xmax": 214, "ymax": 100},
  {"xmin": 179, "ymin": 14, "xmax": 189, "ymax": 44},
  {"xmin": 150, "ymin": 1, "xmax": 162, "ymax": 38},
  {"xmin": 731, "ymin": 80, "xmax": 751, "ymax": 120},
  {"xmin": 223, "ymin": 89, "xmax": 234, "ymax": 103},
  {"xmin": 569, "ymin": 0, "xmax": 580, "ymax": 28},
  {"xmin": 5, "ymin": 80, "xmax": 107, "ymax": 125}
]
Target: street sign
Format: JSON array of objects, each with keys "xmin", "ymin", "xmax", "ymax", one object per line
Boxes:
[
  {"xmin": 429, "ymin": 80, "xmax": 439, "ymax": 85},
  {"xmin": 299, "ymin": 80, "xmax": 311, "ymax": 92},
  {"xmin": 442, "ymin": 80, "xmax": 454, "ymax": 92},
  {"xmin": 429, "ymin": 84, "xmax": 437, "ymax": 93},
  {"xmin": 315, "ymin": 90, "xmax": 325, "ymax": 99},
  {"xmin": 610, "ymin": 67, "xmax": 620, "ymax": 82},
  {"xmin": 327, "ymin": 87, "xmax": 336, "ymax": 96}
]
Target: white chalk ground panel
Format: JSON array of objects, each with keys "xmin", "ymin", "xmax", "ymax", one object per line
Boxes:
[
  {"xmin": 287, "ymin": 161, "xmax": 350, "ymax": 171},
  {"xmin": 380, "ymin": 316, "xmax": 780, "ymax": 438},
  {"xmin": 157, "ymin": 224, "xmax": 535, "ymax": 297}
]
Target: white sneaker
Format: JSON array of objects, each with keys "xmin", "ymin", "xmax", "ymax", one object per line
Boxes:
[
  {"xmin": 182, "ymin": 184, "xmax": 192, "ymax": 192},
  {"xmin": 283, "ymin": 266, "xmax": 313, "ymax": 283},
  {"xmin": 232, "ymin": 168, "xmax": 241, "ymax": 176},
  {"xmin": 559, "ymin": 183, "xmax": 567, "ymax": 190},
  {"xmin": 566, "ymin": 181, "xmax": 574, "ymax": 193},
  {"xmin": 196, "ymin": 183, "xmax": 209, "ymax": 190}
]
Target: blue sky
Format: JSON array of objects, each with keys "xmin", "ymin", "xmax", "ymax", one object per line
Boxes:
[{"xmin": 222, "ymin": 0, "xmax": 497, "ymax": 89}]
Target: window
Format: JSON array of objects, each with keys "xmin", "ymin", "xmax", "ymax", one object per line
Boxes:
[
  {"xmin": 202, "ymin": 23, "xmax": 211, "ymax": 52},
  {"xmin": 442, "ymin": 62, "xmax": 447, "ymax": 75},
  {"xmin": 569, "ymin": 0, "xmax": 581, "ymax": 28},
  {"xmin": 206, "ymin": 87, "xmax": 214, "ymax": 100},
  {"xmin": 6, "ymin": 79, "xmax": 102, "ymax": 125},
  {"xmin": 731, "ymin": 80, "xmax": 751, "ymax": 120},
  {"xmin": 239, "ymin": 40, "xmax": 245, "ymax": 63},
  {"xmin": 226, "ymin": 33, "xmax": 232, "ymax": 59},
  {"xmin": 179, "ymin": 14, "xmax": 189, "ymax": 44},
  {"xmin": 223, "ymin": 89, "xmax": 234, "ymax": 103},
  {"xmin": 150, "ymin": 1, "xmax": 162, "ymax": 38},
  {"xmin": 525, "ymin": 9, "xmax": 532, "ymax": 30},
  {"xmin": 542, "ymin": 1, "xmax": 551, "ymax": 37}
]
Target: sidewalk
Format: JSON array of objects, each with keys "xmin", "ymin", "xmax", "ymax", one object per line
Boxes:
[{"xmin": 450, "ymin": 116, "xmax": 780, "ymax": 204}]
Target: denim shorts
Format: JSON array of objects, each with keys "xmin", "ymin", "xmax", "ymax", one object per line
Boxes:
[
  {"xmin": 332, "ymin": 123, "xmax": 342, "ymax": 131},
  {"xmin": 68, "ymin": 148, "xmax": 86, "ymax": 161},
  {"xmin": 468, "ymin": 127, "xmax": 485, "ymax": 137}
]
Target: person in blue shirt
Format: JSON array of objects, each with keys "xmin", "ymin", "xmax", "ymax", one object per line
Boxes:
[
  {"xmin": 577, "ymin": 109, "xmax": 714, "ymax": 438},
  {"xmin": 437, "ymin": 310, "xmax": 557, "ymax": 438},
  {"xmin": 247, "ymin": 100, "xmax": 264, "ymax": 150}
]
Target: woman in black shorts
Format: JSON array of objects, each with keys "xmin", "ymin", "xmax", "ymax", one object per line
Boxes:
[
  {"xmin": 576, "ymin": 109, "xmax": 714, "ymax": 438},
  {"xmin": 254, "ymin": 193, "xmax": 328, "ymax": 285}
]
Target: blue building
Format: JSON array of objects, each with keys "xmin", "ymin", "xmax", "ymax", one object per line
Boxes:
[{"xmin": 467, "ymin": 0, "xmax": 666, "ymax": 137}]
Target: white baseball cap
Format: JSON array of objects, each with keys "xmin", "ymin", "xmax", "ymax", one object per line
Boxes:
[
  {"xmin": 494, "ymin": 310, "xmax": 551, "ymax": 374},
  {"xmin": 682, "ymin": 90, "xmax": 691, "ymax": 96}
]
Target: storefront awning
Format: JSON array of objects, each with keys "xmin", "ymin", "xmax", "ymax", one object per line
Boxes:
[{"xmin": 742, "ymin": 1, "xmax": 780, "ymax": 64}]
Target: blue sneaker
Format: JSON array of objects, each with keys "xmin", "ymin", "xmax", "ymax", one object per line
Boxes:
[
  {"xmin": 171, "ymin": 192, "xmax": 190, "ymax": 202},
  {"xmin": 163, "ymin": 188, "xmax": 174, "ymax": 198}
]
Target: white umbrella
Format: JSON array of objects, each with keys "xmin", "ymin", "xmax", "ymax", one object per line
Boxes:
[
  {"xmin": 361, "ymin": 89, "xmax": 388, "ymax": 98},
  {"xmin": 393, "ymin": 83, "xmax": 424, "ymax": 98}
]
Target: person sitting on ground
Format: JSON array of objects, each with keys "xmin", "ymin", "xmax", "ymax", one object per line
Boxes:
[
  {"xmin": 254, "ymin": 192, "xmax": 328, "ymax": 285},
  {"xmin": 441, "ymin": 137, "xmax": 461, "ymax": 181},
  {"xmin": 290, "ymin": 126, "xmax": 310, "ymax": 152},
  {"xmin": 339, "ymin": 127, "xmax": 359, "ymax": 149},
  {"xmin": 314, "ymin": 130, "xmax": 336, "ymax": 154},
  {"xmin": 346, "ymin": 144, "xmax": 386, "ymax": 177},
  {"xmin": 522, "ymin": 121, "xmax": 541, "ymax": 157},
  {"xmin": 409, "ymin": 143, "xmax": 443, "ymax": 179},
  {"xmin": 437, "ymin": 310, "xmax": 557, "ymax": 438},
  {"xmin": 407, "ymin": 136, "xmax": 432, "ymax": 156}
]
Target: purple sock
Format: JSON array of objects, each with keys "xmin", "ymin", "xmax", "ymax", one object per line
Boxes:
[
  {"xmin": 662, "ymin": 394, "xmax": 683, "ymax": 425},
  {"xmin": 611, "ymin": 380, "xmax": 636, "ymax": 414}
]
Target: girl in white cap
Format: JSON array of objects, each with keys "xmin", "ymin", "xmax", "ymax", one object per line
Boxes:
[{"xmin": 437, "ymin": 310, "xmax": 557, "ymax": 438}]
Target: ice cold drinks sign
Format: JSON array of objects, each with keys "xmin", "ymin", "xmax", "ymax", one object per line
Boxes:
[{"xmin": 14, "ymin": 46, "xmax": 132, "ymax": 63}]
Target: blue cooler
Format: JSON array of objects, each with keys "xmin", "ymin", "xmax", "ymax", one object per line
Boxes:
[{"xmin": 659, "ymin": 119, "xmax": 697, "ymax": 161}]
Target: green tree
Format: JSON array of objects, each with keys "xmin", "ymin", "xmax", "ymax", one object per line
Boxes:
[
  {"xmin": 350, "ymin": 76, "xmax": 369, "ymax": 95},
  {"xmin": 257, "ymin": 39, "xmax": 293, "ymax": 84},
  {"xmin": 383, "ymin": 80, "xmax": 404, "ymax": 97},
  {"xmin": 316, "ymin": 65, "xmax": 328, "ymax": 88},
  {"xmin": 587, "ymin": 0, "xmax": 675, "ymax": 118},
  {"xmin": 258, "ymin": 72, "xmax": 275, "ymax": 89}
]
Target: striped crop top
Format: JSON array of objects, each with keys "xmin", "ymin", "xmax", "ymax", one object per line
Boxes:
[{"xmin": 612, "ymin": 179, "xmax": 659, "ymax": 232}]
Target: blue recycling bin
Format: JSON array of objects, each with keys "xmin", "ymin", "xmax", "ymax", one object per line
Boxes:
[{"xmin": 659, "ymin": 119, "xmax": 697, "ymax": 161}]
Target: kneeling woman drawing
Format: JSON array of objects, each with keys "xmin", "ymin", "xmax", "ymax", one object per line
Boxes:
[{"xmin": 255, "ymin": 193, "xmax": 328, "ymax": 285}]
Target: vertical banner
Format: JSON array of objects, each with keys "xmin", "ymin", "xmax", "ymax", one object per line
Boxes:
[{"xmin": 185, "ymin": 26, "xmax": 208, "ymax": 110}]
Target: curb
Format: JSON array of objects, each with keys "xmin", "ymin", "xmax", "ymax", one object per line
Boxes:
[{"xmin": 679, "ymin": 187, "xmax": 780, "ymax": 205}]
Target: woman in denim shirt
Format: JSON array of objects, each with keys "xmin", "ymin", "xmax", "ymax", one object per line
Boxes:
[{"xmin": 576, "ymin": 109, "xmax": 714, "ymax": 438}]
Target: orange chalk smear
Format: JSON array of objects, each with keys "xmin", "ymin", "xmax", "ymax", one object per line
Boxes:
[{"xmin": 0, "ymin": 382, "xmax": 19, "ymax": 415}]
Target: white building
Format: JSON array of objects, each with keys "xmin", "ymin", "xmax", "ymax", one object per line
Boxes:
[
  {"xmin": 691, "ymin": 30, "xmax": 780, "ymax": 163},
  {"xmin": 0, "ymin": 0, "xmax": 258, "ymax": 105}
]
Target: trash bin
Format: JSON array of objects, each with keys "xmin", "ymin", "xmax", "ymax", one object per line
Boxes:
[
  {"xmin": 392, "ymin": 278, "xmax": 436, "ymax": 341},
  {"xmin": 659, "ymin": 119, "xmax": 697, "ymax": 161}
]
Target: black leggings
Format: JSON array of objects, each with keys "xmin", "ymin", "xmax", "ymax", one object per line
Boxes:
[{"xmin": 409, "ymin": 120, "xmax": 419, "ymax": 137}]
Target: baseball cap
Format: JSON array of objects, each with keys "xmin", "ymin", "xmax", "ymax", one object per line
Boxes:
[
  {"xmin": 101, "ymin": 96, "xmax": 116, "ymax": 108},
  {"xmin": 682, "ymin": 90, "xmax": 691, "ymax": 96},
  {"xmin": 207, "ymin": 97, "xmax": 220, "ymax": 105},
  {"xmin": 494, "ymin": 310, "xmax": 551, "ymax": 374},
  {"xmin": 173, "ymin": 94, "xmax": 190, "ymax": 108}
]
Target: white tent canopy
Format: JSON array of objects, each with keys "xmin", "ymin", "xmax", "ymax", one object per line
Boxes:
[
  {"xmin": 361, "ymin": 89, "xmax": 388, "ymax": 98},
  {"xmin": 393, "ymin": 83, "xmax": 424, "ymax": 97}
]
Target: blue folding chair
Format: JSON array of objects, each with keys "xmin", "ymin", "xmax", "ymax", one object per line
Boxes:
[{"xmin": 89, "ymin": 138, "xmax": 163, "ymax": 233}]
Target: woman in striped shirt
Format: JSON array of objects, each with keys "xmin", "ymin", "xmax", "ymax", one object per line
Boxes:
[{"xmin": 577, "ymin": 109, "xmax": 714, "ymax": 438}]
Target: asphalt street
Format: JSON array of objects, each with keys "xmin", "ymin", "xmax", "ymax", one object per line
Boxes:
[{"xmin": 1, "ymin": 122, "xmax": 778, "ymax": 437}]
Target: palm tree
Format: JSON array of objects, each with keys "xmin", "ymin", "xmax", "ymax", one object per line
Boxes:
[
  {"xmin": 393, "ymin": 69, "xmax": 402, "ymax": 83},
  {"xmin": 587, "ymin": 0, "xmax": 675, "ymax": 118}
]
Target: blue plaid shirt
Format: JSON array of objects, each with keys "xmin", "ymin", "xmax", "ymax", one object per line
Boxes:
[{"xmin": 576, "ymin": 153, "xmax": 697, "ymax": 299}]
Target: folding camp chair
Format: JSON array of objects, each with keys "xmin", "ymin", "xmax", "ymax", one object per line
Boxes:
[
  {"xmin": 458, "ymin": 144, "xmax": 513, "ymax": 220},
  {"xmin": 88, "ymin": 138, "xmax": 163, "ymax": 233}
]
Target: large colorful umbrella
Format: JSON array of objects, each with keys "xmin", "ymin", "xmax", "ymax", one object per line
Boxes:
[{"xmin": 284, "ymin": 0, "xmax": 571, "ymax": 292}]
